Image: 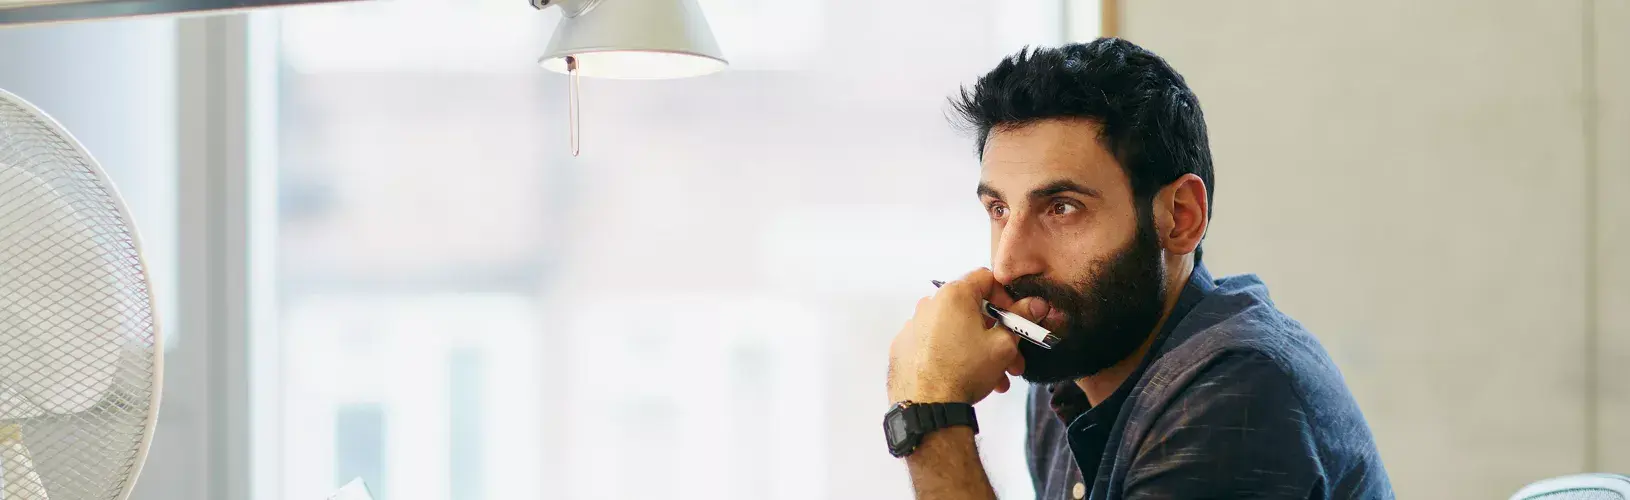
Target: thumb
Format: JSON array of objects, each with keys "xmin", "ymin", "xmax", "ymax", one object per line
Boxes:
[{"xmin": 1009, "ymin": 296, "xmax": 1052, "ymax": 324}]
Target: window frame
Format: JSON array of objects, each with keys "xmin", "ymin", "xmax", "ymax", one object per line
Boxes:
[{"xmin": 173, "ymin": 12, "xmax": 282, "ymax": 500}]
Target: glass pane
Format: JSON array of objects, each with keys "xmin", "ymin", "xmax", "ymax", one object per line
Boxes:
[{"xmin": 270, "ymin": 0, "xmax": 1059, "ymax": 498}]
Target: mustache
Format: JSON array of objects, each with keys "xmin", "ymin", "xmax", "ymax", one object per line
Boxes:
[{"xmin": 1004, "ymin": 275, "xmax": 1095, "ymax": 311}]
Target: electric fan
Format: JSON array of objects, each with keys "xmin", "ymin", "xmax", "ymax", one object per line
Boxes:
[{"xmin": 0, "ymin": 89, "xmax": 163, "ymax": 499}]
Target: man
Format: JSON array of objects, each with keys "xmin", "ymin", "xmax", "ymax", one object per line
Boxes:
[{"xmin": 884, "ymin": 38, "xmax": 1393, "ymax": 499}]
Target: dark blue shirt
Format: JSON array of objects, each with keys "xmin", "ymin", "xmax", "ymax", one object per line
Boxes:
[{"xmin": 1026, "ymin": 265, "xmax": 1393, "ymax": 500}]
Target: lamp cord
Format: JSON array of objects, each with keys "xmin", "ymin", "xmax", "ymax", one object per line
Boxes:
[{"xmin": 567, "ymin": 55, "xmax": 581, "ymax": 157}]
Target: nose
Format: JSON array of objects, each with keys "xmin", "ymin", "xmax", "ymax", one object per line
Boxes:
[{"xmin": 992, "ymin": 217, "xmax": 1046, "ymax": 286}]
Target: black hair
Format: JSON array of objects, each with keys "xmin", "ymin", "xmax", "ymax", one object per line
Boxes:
[{"xmin": 951, "ymin": 38, "xmax": 1214, "ymax": 259}]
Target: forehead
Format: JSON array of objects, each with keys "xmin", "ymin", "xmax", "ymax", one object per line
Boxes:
[{"xmin": 978, "ymin": 118, "xmax": 1127, "ymax": 199}]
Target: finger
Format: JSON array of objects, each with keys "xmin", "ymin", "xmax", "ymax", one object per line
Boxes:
[
  {"xmin": 991, "ymin": 330, "xmax": 1021, "ymax": 360},
  {"xmin": 986, "ymin": 283, "xmax": 1018, "ymax": 311},
  {"xmin": 944, "ymin": 268, "xmax": 998, "ymax": 302},
  {"xmin": 984, "ymin": 296, "xmax": 1014, "ymax": 330},
  {"xmin": 1006, "ymin": 351, "xmax": 1025, "ymax": 377},
  {"xmin": 1008, "ymin": 296, "xmax": 1052, "ymax": 323},
  {"xmin": 959, "ymin": 267, "xmax": 997, "ymax": 291}
]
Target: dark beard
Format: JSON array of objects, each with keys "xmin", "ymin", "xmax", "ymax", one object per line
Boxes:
[{"xmin": 1008, "ymin": 211, "xmax": 1168, "ymax": 383}]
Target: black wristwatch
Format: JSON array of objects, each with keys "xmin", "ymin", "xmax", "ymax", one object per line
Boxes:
[{"xmin": 883, "ymin": 401, "xmax": 979, "ymax": 458}]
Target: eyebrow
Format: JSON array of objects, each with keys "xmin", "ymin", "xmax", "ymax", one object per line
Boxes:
[{"xmin": 977, "ymin": 179, "xmax": 1103, "ymax": 201}]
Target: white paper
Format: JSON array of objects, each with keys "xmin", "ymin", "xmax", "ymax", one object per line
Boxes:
[{"xmin": 325, "ymin": 478, "xmax": 373, "ymax": 500}]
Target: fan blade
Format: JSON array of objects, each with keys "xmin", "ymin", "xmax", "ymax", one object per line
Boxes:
[
  {"xmin": 1, "ymin": 424, "xmax": 50, "ymax": 500},
  {"xmin": 0, "ymin": 167, "xmax": 121, "ymax": 416},
  {"xmin": 0, "ymin": 389, "xmax": 44, "ymax": 421}
]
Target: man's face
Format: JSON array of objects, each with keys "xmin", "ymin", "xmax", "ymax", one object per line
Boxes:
[{"xmin": 978, "ymin": 118, "xmax": 1168, "ymax": 383}]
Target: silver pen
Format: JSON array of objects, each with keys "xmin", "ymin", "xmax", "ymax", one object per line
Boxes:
[{"xmin": 930, "ymin": 280, "xmax": 1060, "ymax": 349}]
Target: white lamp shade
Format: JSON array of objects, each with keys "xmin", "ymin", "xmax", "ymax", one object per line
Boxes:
[{"xmin": 538, "ymin": 0, "xmax": 727, "ymax": 79}]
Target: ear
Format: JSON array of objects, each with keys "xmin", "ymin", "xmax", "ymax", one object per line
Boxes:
[{"xmin": 1154, "ymin": 173, "xmax": 1208, "ymax": 256}]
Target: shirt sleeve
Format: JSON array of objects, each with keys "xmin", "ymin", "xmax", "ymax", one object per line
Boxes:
[{"xmin": 1122, "ymin": 351, "xmax": 1323, "ymax": 499}]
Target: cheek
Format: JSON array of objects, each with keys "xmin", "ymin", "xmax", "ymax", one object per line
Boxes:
[
  {"xmin": 1050, "ymin": 246, "xmax": 1099, "ymax": 283},
  {"xmin": 1055, "ymin": 225, "xmax": 1132, "ymax": 276}
]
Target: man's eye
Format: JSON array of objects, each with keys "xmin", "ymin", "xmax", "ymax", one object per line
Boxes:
[
  {"xmin": 989, "ymin": 204, "xmax": 1009, "ymax": 219},
  {"xmin": 1050, "ymin": 201, "xmax": 1077, "ymax": 216}
]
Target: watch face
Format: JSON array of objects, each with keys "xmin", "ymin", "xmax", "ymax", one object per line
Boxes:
[{"xmin": 886, "ymin": 412, "xmax": 907, "ymax": 445}]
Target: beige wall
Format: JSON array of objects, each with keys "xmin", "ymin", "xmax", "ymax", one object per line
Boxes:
[
  {"xmin": 1119, "ymin": 1, "xmax": 1622, "ymax": 498},
  {"xmin": 1597, "ymin": 0, "xmax": 1630, "ymax": 475}
]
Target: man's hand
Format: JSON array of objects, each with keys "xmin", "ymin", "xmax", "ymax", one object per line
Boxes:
[{"xmin": 887, "ymin": 268, "xmax": 1024, "ymax": 405}]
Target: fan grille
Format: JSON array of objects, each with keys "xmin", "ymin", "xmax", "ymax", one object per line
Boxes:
[{"xmin": 0, "ymin": 94, "xmax": 159, "ymax": 500}]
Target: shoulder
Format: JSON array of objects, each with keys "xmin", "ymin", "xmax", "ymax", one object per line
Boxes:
[
  {"xmin": 1154, "ymin": 284, "xmax": 1375, "ymax": 450},
  {"xmin": 1154, "ymin": 349, "xmax": 1310, "ymax": 431},
  {"xmin": 1159, "ymin": 274, "xmax": 1352, "ymax": 413},
  {"xmin": 1122, "ymin": 350, "xmax": 1324, "ymax": 497},
  {"xmin": 1161, "ymin": 273, "xmax": 1322, "ymax": 362},
  {"xmin": 1134, "ymin": 349, "xmax": 1314, "ymax": 457},
  {"xmin": 1124, "ymin": 274, "xmax": 1393, "ymax": 498}
]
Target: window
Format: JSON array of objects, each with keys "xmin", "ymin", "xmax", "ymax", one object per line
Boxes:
[
  {"xmin": 279, "ymin": 295, "xmax": 544, "ymax": 499},
  {"xmin": 264, "ymin": 0, "xmax": 1077, "ymax": 497}
]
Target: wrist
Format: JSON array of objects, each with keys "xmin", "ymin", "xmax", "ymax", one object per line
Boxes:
[
  {"xmin": 893, "ymin": 380, "xmax": 968, "ymax": 404},
  {"xmin": 903, "ymin": 426, "xmax": 976, "ymax": 463},
  {"xmin": 883, "ymin": 401, "xmax": 980, "ymax": 458}
]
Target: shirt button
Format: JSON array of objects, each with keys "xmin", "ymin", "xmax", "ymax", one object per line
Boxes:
[{"xmin": 1072, "ymin": 482, "xmax": 1086, "ymax": 499}]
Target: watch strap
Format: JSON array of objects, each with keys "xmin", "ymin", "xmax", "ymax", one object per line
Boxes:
[
  {"xmin": 909, "ymin": 402, "xmax": 978, "ymax": 435},
  {"xmin": 886, "ymin": 401, "xmax": 980, "ymax": 458}
]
